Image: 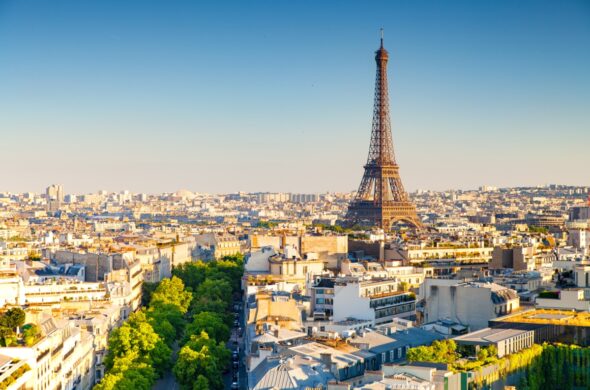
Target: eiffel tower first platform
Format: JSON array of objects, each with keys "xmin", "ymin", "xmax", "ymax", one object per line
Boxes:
[{"xmin": 345, "ymin": 34, "xmax": 422, "ymax": 230}]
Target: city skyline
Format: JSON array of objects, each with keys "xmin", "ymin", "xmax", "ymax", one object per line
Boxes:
[{"xmin": 1, "ymin": 0, "xmax": 589, "ymax": 194}]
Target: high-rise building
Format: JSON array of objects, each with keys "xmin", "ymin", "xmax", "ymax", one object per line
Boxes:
[
  {"xmin": 46, "ymin": 184, "xmax": 64, "ymax": 202},
  {"xmin": 46, "ymin": 184, "xmax": 64, "ymax": 212},
  {"xmin": 346, "ymin": 34, "xmax": 421, "ymax": 230}
]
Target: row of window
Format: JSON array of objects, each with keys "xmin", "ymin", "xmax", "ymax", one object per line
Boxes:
[
  {"xmin": 370, "ymin": 294, "xmax": 415, "ymax": 309},
  {"xmin": 315, "ymin": 298, "xmax": 333, "ymax": 305},
  {"xmin": 381, "ymin": 346, "xmax": 409, "ymax": 363},
  {"xmin": 374, "ymin": 303, "xmax": 415, "ymax": 319}
]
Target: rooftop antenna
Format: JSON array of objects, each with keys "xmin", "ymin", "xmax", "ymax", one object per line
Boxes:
[{"xmin": 380, "ymin": 28, "xmax": 384, "ymax": 47}]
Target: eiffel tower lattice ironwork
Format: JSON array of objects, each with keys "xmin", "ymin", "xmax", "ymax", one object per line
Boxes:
[{"xmin": 346, "ymin": 33, "xmax": 422, "ymax": 230}]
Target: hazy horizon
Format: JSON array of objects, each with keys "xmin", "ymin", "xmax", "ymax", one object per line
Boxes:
[
  {"xmin": 1, "ymin": 0, "xmax": 588, "ymax": 194},
  {"xmin": 2, "ymin": 183, "xmax": 588, "ymax": 197}
]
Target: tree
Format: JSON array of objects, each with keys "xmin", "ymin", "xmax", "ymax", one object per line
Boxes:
[
  {"xmin": 173, "ymin": 331, "xmax": 230, "ymax": 390},
  {"xmin": 0, "ymin": 326, "xmax": 16, "ymax": 347},
  {"xmin": 104, "ymin": 311, "xmax": 171, "ymax": 376},
  {"xmin": 185, "ymin": 312, "xmax": 230, "ymax": 343},
  {"xmin": 1, "ymin": 308, "xmax": 26, "ymax": 331},
  {"xmin": 173, "ymin": 344, "xmax": 225, "ymax": 390},
  {"xmin": 194, "ymin": 375, "xmax": 210, "ymax": 390},
  {"xmin": 94, "ymin": 360, "xmax": 156, "ymax": 390},
  {"xmin": 150, "ymin": 276, "xmax": 193, "ymax": 314},
  {"xmin": 407, "ymin": 340, "xmax": 457, "ymax": 364},
  {"xmin": 23, "ymin": 324, "xmax": 41, "ymax": 346},
  {"xmin": 141, "ymin": 282, "xmax": 158, "ymax": 307},
  {"xmin": 147, "ymin": 303, "xmax": 185, "ymax": 338},
  {"xmin": 185, "ymin": 331, "xmax": 230, "ymax": 369},
  {"xmin": 172, "ymin": 262, "xmax": 208, "ymax": 291},
  {"xmin": 477, "ymin": 347, "xmax": 489, "ymax": 361},
  {"xmin": 148, "ymin": 317, "xmax": 176, "ymax": 347}
]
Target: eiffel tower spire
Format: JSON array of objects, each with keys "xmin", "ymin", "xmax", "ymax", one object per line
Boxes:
[{"xmin": 346, "ymin": 34, "xmax": 422, "ymax": 230}]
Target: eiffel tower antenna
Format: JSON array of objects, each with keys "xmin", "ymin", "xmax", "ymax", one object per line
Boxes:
[{"xmin": 345, "ymin": 35, "xmax": 422, "ymax": 231}]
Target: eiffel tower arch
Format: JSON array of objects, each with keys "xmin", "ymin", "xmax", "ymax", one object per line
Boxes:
[{"xmin": 346, "ymin": 34, "xmax": 422, "ymax": 231}]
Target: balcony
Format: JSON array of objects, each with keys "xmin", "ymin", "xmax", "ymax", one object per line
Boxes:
[{"xmin": 369, "ymin": 293, "xmax": 416, "ymax": 309}]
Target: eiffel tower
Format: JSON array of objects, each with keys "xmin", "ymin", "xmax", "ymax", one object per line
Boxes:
[{"xmin": 346, "ymin": 33, "xmax": 422, "ymax": 230}]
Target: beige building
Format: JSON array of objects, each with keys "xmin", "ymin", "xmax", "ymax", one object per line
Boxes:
[
  {"xmin": 194, "ymin": 233, "xmax": 242, "ymax": 260},
  {"xmin": 454, "ymin": 327, "xmax": 535, "ymax": 358},
  {"xmin": 247, "ymin": 292, "xmax": 302, "ymax": 332},
  {"xmin": 575, "ymin": 263, "xmax": 590, "ymax": 288},
  {"xmin": 535, "ymin": 289, "xmax": 590, "ymax": 311},
  {"xmin": 490, "ymin": 246, "xmax": 554, "ymax": 271},
  {"xmin": 250, "ymin": 234, "xmax": 347, "ymax": 269},
  {"xmin": 388, "ymin": 244, "xmax": 494, "ymax": 264},
  {"xmin": 0, "ymin": 316, "xmax": 95, "ymax": 390}
]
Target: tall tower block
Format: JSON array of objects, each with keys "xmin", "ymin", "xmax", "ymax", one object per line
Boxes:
[{"xmin": 346, "ymin": 34, "xmax": 421, "ymax": 230}]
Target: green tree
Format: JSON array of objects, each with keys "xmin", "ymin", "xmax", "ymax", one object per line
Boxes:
[
  {"xmin": 150, "ymin": 276, "xmax": 193, "ymax": 314},
  {"xmin": 172, "ymin": 262, "xmax": 208, "ymax": 292},
  {"xmin": 141, "ymin": 282, "xmax": 158, "ymax": 307},
  {"xmin": 23, "ymin": 324, "xmax": 41, "ymax": 346},
  {"xmin": 148, "ymin": 317, "xmax": 176, "ymax": 346},
  {"xmin": 0, "ymin": 326, "xmax": 16, "ymax": 347},
  {"xmin": 407, "ymin": 340, "xmax": 457, "ymax": 364},
  {"xmin": 477, "ymin": 347, "xmax": 489, "ymax": 361},
  {"xmin": 94, "ymin": 360, "xmax": 156, "ymax": 390},
  {"xmin": 194, "ymin": 375, "xmax": 210, "ymax": 390},
  {"xmin": 1, "ymin": 308, "xmax": 26, "ymax": 331},
  {"xmin": 173, "ymin": 331, "xmax": 230, "ymax": 390},
  {"xmin": 147, "ymin": 303, "xmax": 185, "ymax": 337},
  {"xmin": 173, "ymin": 344, "xmax": 225, "ymax": 390},
  {"xmin": 185, "ymin": 312, "xmax": 230, "ymax": 343},
  {"xmin": 93, "ymin": 373, "xmax": 122, "ymax": 390},
  {"xmin": 104, "ymin": 311, "xmax": 171, "ymax": 376}
]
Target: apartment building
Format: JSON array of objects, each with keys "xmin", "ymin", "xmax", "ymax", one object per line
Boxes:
[
  {"xmin": 0, "ymin": 316, "xmax": 95, "ymax": 390},
  {"xmin": 327, "ymin": 278, "xmax": 416, "ymax": 325},
  {"xmin": 422, "ymin": 279, "xmax": 520, "ymax": 331}
]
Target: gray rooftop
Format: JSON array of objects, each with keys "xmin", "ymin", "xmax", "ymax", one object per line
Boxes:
[{"xmin": 454, "ymin": 327, "xmax": 531, "ymax": 345}]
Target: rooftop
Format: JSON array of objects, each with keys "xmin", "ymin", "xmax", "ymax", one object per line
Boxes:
[
  {"xmin": 454, "ymin": 327, "xmax": 531, "ymax": 344},
  {"xmin": 493, "ymin": 309, "xmax": 590, "ymax": 327}
]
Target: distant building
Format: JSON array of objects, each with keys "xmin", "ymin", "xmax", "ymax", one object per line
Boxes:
[
  {"xmin": 454, "ymin": 327, "xmax": 534, "ymax": 358},
  {"xmin": 535, "ymin": 289, "xmax": 590, "ymax": 311},
  {"xmin": 322, "ymin": 278, "xmax": 416, "ymax": 325},
  {"xmin": 490, "ymin": 246, "xmax": 554, "ymax": 271},
  {"xmin": 46, "ymin": 184, "xmax": 64, "ymax": 213},
  {"xmin": 422, "ymin": 279, "xmax": 520, "ymax": 331},
  {"xmin": 46, "ymin": 184, "xmax": 64, "ymax": 203},
  {"xmin": 289, "ymin": 342, "xmax": 367, "ymax": 382},
  {"xmin": 0, "ymin": 316, "xmax": 95, "ymax": 390},
  {"xmin": 194, "ymin": 233, "xmax": 242, "ymax": 260},
  {"xmin": 575, "ymin": 263, "xmax": 590, "ymax": 288},
  {"xmin": 569, "ymin": 206, "xmax": 590, "ymax": 222},
  {"xmin": 490, "ymin": 309, "xmax": 590, "ymax": 346},
  {"xmin": 348, "ymin": 327, "xmax": 443, "ymax": 369}
]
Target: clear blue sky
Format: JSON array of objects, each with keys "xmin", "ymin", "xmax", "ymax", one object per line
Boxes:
[{"xmin": 1, "ymin": 0, "xmax": 588, "ymax": 194}]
